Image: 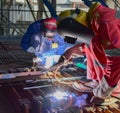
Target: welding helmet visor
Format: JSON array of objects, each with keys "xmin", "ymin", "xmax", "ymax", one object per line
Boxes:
[{"xmin": 57, "ymin": 17, "xmax": 94, "ymax": 43}]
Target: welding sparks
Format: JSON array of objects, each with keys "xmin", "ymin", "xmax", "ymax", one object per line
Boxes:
[
  {"xmin": 47, "ymin": 91, "xmax": 89, "ymax": 112},
  {"xmin": 74, "ymin": 94, "xmax": 88, "ymax": 108},
  {"xmin": 53, "ymin": 91, "xmax": 67, "ymax": 100}
]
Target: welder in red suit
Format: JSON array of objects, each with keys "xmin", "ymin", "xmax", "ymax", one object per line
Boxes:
[{"xmin": 57, "ymin": 2, "xmax": 120, "ymax": 99}]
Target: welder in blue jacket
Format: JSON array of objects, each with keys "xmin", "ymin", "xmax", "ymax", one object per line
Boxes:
[{"xmin": 21, "ymin": 17, "xmax": 70, "ymax": 68}]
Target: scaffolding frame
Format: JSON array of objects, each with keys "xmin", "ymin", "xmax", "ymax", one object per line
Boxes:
[{"xmin": 0, "ymin": 0, "xmax": 56, "ymax": 36}]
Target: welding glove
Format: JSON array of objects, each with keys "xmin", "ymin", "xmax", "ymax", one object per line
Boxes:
[
  {"xmin": 44, "ymin": 56, "xmax": 54, "ymax": 69},
  {"xmin": 33, "ymin": 57, "xmax": 42, "ymax": 63},
  {"xmin": 27, "ymin": 47, "xmax": 35, "ymax": 53},
  {"xmin": 44, "ymin": 55, "xmax": 60, "ymax": 68},
  {"xmin": 93, "ymin": 76, "xmax": 116, "ymax": 99},
  {"xmin": 33, "ymin": 57, "xmax": 46, "ymax": 70},
  {"xmin": 53, "ymin": 55, "xmax": 61, "ymax": 63}
]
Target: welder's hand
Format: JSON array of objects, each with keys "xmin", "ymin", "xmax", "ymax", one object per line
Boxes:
[
  {"xmin": 33, "ymin": 57, "xmax": 42, "ymax": 63},
  {"xmin": 59, "ymin": 44, "xmax": 83, "ymax": 62},
  {"xmin": 27, "ymin": 47, "xmax": 35, "ymax": 53},
  {"xmin": 93, "ymin": 76, "xmax": 116, "ymax": 99}
]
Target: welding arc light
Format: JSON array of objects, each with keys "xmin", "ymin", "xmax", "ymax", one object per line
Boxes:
[{"xmin": 53, "ymin": 91, "xmax": 67, "ymax": 100}]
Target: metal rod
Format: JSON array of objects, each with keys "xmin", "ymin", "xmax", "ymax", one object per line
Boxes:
[
  {"xmin": 0, "ymin": 8, "xmax": 50, "ymax": 12},
  {"xmin": 24, "ymin": 76, "xmax": 86, "ymax": 90},
  {"xmin": 25, "ymin": 0, "xmax": 36, "ymax": 21},
  {"xmin": 0, "ymin": 8, "xmax": 61, "ymax": 13},
  {"xmin": 24, "ymin": 84, "xmax": 52, "ymax": 90},
  {"xmin": 27, "ymin": 76, "xmax": 86, "ymax": 83}
]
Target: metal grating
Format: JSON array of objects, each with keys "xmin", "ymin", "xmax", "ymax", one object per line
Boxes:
[{"xmin": 0, "ymin": 36, "xmax": 34, "ymax": 73}]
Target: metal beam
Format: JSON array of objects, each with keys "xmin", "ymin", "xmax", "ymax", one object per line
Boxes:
[
  {"xmin": 42, "ymin": 0, "xmax": 58, "ymax": 19},
  {"xmin": 25, "ymin": 0, "xmax": 36, "ymax": 21}
]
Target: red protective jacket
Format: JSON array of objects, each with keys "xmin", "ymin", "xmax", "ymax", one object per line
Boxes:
[
  {"xmin": 61, "ymin": 3, "xmax": 120, "ymax": 87},
  {"xmin": 85, "ymin": 4, "xmax": 120, "ymax": 87}
]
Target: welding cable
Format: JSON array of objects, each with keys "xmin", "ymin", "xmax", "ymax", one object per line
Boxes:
[{"xmin": 53, "ymin": 56, "xmax": 74, "ymax": 85}]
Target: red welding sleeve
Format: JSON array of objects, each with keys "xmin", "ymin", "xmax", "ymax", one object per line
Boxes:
[{"xmin": 58, "ymin": 43, "xmax": 85, "ymax": 62}]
